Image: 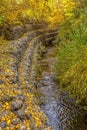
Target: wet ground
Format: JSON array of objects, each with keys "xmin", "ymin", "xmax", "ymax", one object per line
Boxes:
[{"xmin": 38, "ymin": 46, "xmax": 87, "ymax": 130}]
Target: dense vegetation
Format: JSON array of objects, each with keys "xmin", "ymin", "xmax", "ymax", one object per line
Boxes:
[
  {"xmin": 55, "ymin": 0, "xmax": 87, "ymax": 105},
  {"xmin": 0, "ymin": 0, "xmax": 63, "ymax": 28}
]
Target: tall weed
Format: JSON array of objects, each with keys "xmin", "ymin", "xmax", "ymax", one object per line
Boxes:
[{"xmin": 55, "ymin": 2, "xmax": 87, "ymax": 103}]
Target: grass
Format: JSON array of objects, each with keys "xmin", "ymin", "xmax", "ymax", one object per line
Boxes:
[{"xmin": 55, "ymin": 4, "xmax": 87, "ymax": 104}]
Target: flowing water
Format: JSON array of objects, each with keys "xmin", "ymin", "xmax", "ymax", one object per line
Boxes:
[{"xmin": 38, "ymin": 46, "xmax": 87, "ymax": 130}]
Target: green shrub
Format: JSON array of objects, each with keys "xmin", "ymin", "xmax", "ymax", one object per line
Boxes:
[{"xmin": 55, "ymin": 2, "xmax": 87, "ymax": 104}]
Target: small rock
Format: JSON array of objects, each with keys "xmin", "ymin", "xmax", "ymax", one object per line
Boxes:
[
  {"xmin": 19, "ymin": 125, "xmax": 27, "ymax": 130},
  {"xmin": 16, "ymin": 109, "xmax": 25, "ymax": 120},
  {"xmin": 0, "ymin": 80, "xmax": 4, "ymax": 85},
  {"xmin": 11, "ymin": 118, "xmax": 20, "ymax": 125},
  {"xmin": 15, "ymin": 95, "xmax": 25, "ymax": 102},
  {"xmin": 0, "ymin": 111, "xmax": 9, "ymax": 119},
  {"xmin": 24, "ymin": 110, "xmax": 31, "ymax": 120},
  {"xmin": 0, "ymin": 122, "xmax": 7, "ymax": 128},
  {"xmin": 42, "ymin": 80, "xmax": 49, "ymax": 86},
  {"xmin": 11, "ymin": 100, "xmax": 23, "ymax": 111},
  {"xmin": 9, "ymin": 79, "xmax": 17, "ymax": 84},
  {"xmin": 1, "ymin": 95, "xmax": 14, "ymax": 102},
  {"xmin": 25, "ymin": 113, "xmax": 30, "ymax": 120}
]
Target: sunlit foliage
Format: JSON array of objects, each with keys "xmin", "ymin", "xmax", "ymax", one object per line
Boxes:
[
  {"xmin": 55, "ymin": 0, "xmax": 87, "ymax": 104},
  {"xmin": 0, "ymin": 0, "xmax": 66, "ymax": 27}
]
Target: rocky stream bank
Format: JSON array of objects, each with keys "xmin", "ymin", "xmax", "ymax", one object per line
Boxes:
[{"xmin": 0, "ymin": 23, "xmax": 56, "ymax": 130}]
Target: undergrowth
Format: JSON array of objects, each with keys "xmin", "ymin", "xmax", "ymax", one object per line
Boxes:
[{"xmin": 55, "ymin": 2, "xmax": 87, "ymax": 104}]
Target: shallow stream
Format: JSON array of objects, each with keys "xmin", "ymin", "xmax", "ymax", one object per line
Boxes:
[{"xmin": 38, "ymin": 46, "xmax": 87, "ymax": 130}]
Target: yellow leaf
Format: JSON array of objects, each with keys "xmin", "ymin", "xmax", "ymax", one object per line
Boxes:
[
  {"xmin": 5, "ymin": 102, "xmax": 9, "ymax": 105},
  {"xmin": 7, "ymin": 120, "xmax": 11, "ymax": 125}
]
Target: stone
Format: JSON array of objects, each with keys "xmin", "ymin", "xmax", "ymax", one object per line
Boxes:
[
  {"xmin": 11, "ymin": 100, "xmax": 23, "ymax": 111},
  {"xmin": 25, "ymin": 111, "xmax": 31, "ymax": 120},
  {"xmin": 16, "ymin": 109, "xmax": 25, "ymax": 120},
  {"xmin": 0, "ymin": 111, "xmax": 9, "ymax": 119},
  {"xmin": 0, "ymin": 122, "xmax": 6, "ymax": 128},
  {"xmin": 0, "ymin": 80, "xmax": 4, "ymax": 85},
  {"xmin": 1, "ymin": 95, "xmax": 14, "ymax": 102},
  {"xmin": 11, "ymin": 118, "xmax": 20, "ymax": 125},
  {"xmin": 15, "ymin": 95, "xmax": 25, "ymax": 102},
  {"xmin": 25, "ymin": 113, "xmax": 30, "ymax": 120}
]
